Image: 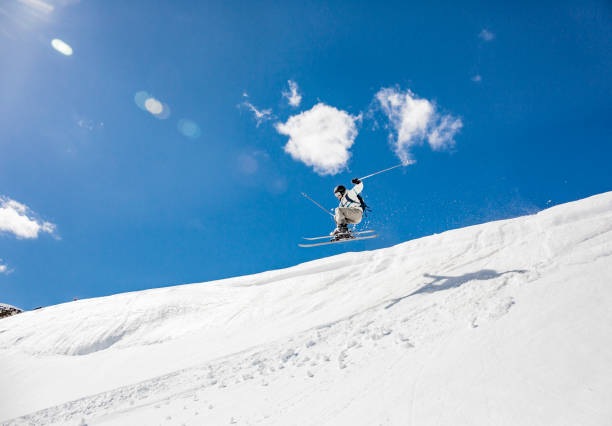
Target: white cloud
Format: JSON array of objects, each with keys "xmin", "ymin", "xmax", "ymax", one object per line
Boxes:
[
  {"xmin": 375, "ymin": 87, "xmax": 462, "ymax": 165},
  {"xmin": 241, "ymin": 101, "xmax": 273, "ymax": 127},
  {"xmin": 282, "ymin": 80, "xmax": 302, "ymax": 107},
  {"xmin": 0, "ymin": 197, "xmax": 56, "ymax": 239},
  {"xmin": 479, "ymin": 29, "xmax": 495, "ymax": 41},
  {"xmin": 428, "ymin": 115, "xmax": 463, "ymax": 151},
  {"xmin": 275, "ymin": 103, "xmax": 360, "ymax": 175},
  {"xmin": 0, "ymin": 260, "xmax": 11, "ymax": 275}
]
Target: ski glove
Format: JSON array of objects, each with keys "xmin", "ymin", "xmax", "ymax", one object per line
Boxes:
[{"xmin": 351, "ymin": 178, "xmax": 361, "ymax": 184}]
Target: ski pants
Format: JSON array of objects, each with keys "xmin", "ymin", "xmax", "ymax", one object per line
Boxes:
[{"xmin": 335, "ymin": 207, "xmax": 363, "ymax": 226}]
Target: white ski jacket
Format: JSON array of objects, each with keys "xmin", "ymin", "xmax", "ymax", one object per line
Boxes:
[{"xmin": 338, "ymin": 181, "xmax": 364, "ymax": 211}]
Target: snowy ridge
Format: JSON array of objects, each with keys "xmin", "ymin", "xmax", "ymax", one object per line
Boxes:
[{"xmin": 1, "ymin": 192, "xmax": 612, "ymax": 425}]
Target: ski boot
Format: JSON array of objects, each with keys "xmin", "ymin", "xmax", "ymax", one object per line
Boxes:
[{"xmin": 330, "ymin": 224, "xmax": 351, "ymax": 241}]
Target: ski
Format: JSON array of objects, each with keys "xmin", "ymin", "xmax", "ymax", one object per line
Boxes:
[
  {"xmin": 298, "ymin": 234, "xmax": 378, "ymax": 247},
  {"xmin": 303, "ymin": 230, "xmax": 376, "ymax": 240}
]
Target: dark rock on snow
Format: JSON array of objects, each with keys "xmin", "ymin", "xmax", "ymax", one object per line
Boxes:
[{"xmin": 0, "ymin": 303, "xmax": 23, "ymax": 319}]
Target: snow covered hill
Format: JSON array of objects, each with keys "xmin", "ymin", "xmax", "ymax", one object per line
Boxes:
[{"xmin": 1, "ymin": 192, "xmax": 612, "ymax": 426}]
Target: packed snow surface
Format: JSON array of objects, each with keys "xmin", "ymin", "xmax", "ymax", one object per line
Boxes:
[{"xmin": 1, "ymin": 192, "xmax": 612, "ymax": 425}]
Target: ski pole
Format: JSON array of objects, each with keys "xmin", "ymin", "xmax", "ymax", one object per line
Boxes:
[
  {"xmin": 359, "ymin": 163, "xmax": 404, "ymax": 181},
  {"xmin": 301, "ymin": 192, "xmax": 335, "ymax": 218}
]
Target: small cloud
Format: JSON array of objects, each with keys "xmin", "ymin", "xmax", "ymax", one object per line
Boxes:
[
  {"xmin": 282, "ymin": 80, "xmax": 302, "ymax": 107},
  {"xmin": 0, "ymin": 259, "xmax": 12, "ymax": 275},
  {"xmin": 275, "ymin": 103, "xmax": 360, "ymax": 175},
  {"xmin": 479, "ymin": 29, "xmax": 495, "ymax": 42},
  {"xmin": 51, "ymin": 38, "xmax": 73, "ymax": 56},
  {"xmin": 375, "ymin": 87, "xmax": 462, "ymax": 165},
  {"xmin": 240, "ymin": 101, "xmax": 273, "ymax": 127},
  {"xmin": 77, "ymin": 119, "xmax": 93, "ymax": 130},
  {"xmin": 427, "ymin": 115, "xmax": 463, "ymax": 151},
  {"xmin": 77, "ymin": 119, "xmax": 104, "ymax": 130},
  {"xmin": 0, "ymin": 197, "xmax": 56, "ymax": 239},
  {"xmin": 471, "ymin": 74, "xmax": 482, "ymax": 83}
]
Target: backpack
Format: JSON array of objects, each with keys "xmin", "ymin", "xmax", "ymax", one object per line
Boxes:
[{"xmin": 357, "ymin": 194, "xmax": 372, "ymax": 216}]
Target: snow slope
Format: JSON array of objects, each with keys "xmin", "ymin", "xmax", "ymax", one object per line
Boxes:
[{"xmin": 1, "ymin": 192, "xmax": 612, "ymax": 426}]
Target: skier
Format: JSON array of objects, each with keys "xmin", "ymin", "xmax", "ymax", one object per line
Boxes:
[
  {"xmin": 331, "ymin": 178, "xmax": 364, "ymax": 238},
  {"xmin": 300, "ymin": 164, "xmax": 403, "ymax": 247}
]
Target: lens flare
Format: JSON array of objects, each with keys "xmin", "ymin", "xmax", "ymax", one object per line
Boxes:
[
  {"xmin": 134, "ymin": 92, "xmax": 170, "ymax": 119},
  {"xmin": 51, "ymin": 39, "xmax": 73, "ymax": 56},
  {"xmin": 237, "ymin": 154, "xmax": 258, "ymax": 174},
  {"xmin": 178, "ymin": 119, "xmax": 201, "ymax": 138},
  {"xmin": 154, "ymin": 103, "xmax": 171, "ymax": 120},
  {"xmin": 134, "ymin": 91, "xmax": 150, "ymax": 110},
  {"xmin": 145, "ymin": 98, "xmax": 163, "ymax": 115}
]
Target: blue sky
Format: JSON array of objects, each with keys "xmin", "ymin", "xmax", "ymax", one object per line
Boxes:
[{"xmin": 1, "ymin": 0, "xmax": 610, "ymax": 309}]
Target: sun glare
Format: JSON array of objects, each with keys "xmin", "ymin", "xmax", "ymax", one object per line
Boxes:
[
  {"xmin": 144, "ymin": 98, "xmax": 163, "ymax": 115},
  {"xmin": 134, "ymin": 91, "xmax": 170, "ymax": 119},
  {"xmin": 51, "ymin": 39, "xmax": 73, "ymax": 56}
]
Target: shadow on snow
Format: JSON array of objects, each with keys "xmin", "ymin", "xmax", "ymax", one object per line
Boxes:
[{"xmin": 385, "ymin": 269, "xmax": 528, "ymax": 310}]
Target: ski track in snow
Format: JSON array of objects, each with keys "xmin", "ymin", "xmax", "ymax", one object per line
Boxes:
[{"xmin": 1, "ymin": 192, "xmax": 612, "ymax": 425}]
